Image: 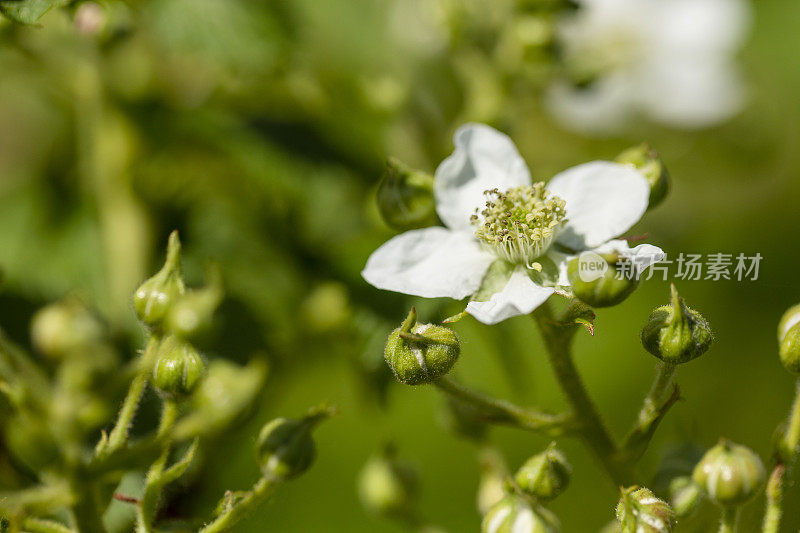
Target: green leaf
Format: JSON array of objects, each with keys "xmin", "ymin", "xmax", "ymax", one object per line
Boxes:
[{"xmin": 0, "ymin": 0, "xmax": 69, "ymax": 24}]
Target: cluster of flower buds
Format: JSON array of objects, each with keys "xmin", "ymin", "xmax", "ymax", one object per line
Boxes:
[
  {"xmin": 616, "ymin": 143, "xmax": 670, "ymax": 210},
  {"xmin": 641, "ymin": 285, "xmax": 713, "ymax": 365},
  {"xmin": 480, "ymin": 443, "xmax": 570, "ymax": 533},
  {"xmin": 384, "ymin": 308, "xmax": 460, "ymax": 385},
  {"xmin": 615, "ymin": 486, "xmax": 675, "ymax": 533},
  {"xmin": 376, "ymin": 157, "xmax": 437, "ymax": 231}
]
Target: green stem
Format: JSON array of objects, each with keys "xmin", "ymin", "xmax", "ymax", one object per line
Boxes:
[
  {"xmin": 198, "ymin": 477, "xmax": 280, "ymax": 533},
  {"xmin": 68, "ymin": 481, "xmax": 105, "ymax": 533},
  {"xmin": 434, "ymin": 377, "xmax": 575, "ymax": 434},
  {"xmin": 101, "ymin": 336, "xmax": 160, "ymax": 456},
  {"xmin": 779, "ymin": 379, "xmax": 800, "ymax": 461},
  {"xmin": 621, "ymin": 361, "xmax": 679, "ymax": 461},
  {"xmin": 532, "ymin": 304, "xmax": 637, "ymax": 486},
  {"xmin": 719, "ymin": 507, "xmax": 740, "ymax": 533},
  {"xmin": 136, "ymin": 400, "xmax": 179, "ymax": 533},
  {"xmin": 761, "ymin": 463, "xmax": 785, "ymax": 533},
  {"xmin": 637, "ymin": 362, "xmax": 676, "ymax": 425}
]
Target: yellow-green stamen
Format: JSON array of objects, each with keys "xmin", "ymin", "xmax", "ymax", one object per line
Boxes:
[{"xmin": 471, "ymin": 183, "xmax": 567, "ymax": 269}]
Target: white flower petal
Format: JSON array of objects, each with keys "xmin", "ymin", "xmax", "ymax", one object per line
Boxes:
[
  {"xmin": 362, "ymin": 227, "xmax": 494, "ymax": 299},
  {"xmin": 545, "ymin": 76, "xmax": 636, "ymax": 137},
  {"xmin": 653, "ymin": 0, "xmax": 750, "ymax": 54},
  {"xmin": 592, "ymin": 239, "xmax": 666, "ymax": 276},
  {"xmin": 434, "ymin": 123, "xmax": 531, "ymax": 230},
  {"xmin": 636, "ymin": 55, "xmax": 745, "ymax": 129},
  {"xmin": 466, "ymin": 267, "xmax": 555, "ymax": 325},
  {"xmin": 547, "ymin": 161, "xmax": 649, "ymax": 250}
]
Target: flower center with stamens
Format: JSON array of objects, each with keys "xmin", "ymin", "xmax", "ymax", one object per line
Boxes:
[{"xmin": 470, "ymin": 183, "xmax": 567, "ymax": 270}]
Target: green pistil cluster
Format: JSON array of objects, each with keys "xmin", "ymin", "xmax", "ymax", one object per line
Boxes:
[{"xmin": 471, "ymin": 183, "xmax": 567, "ymax": 269}]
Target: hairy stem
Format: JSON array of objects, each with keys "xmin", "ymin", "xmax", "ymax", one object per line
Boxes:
[
  {"xmin": 102, "ymin": 336, "xmax": 160, "ymax": 456},
  {"xmin": 198, "ymin": 477, "xmax": 280, "ymax": 533},
  {"xmin": 137, "ymin": 400, "xmax": 179, "ymax": 532},
  {"xmin": 779, "ymin": 379, "xmax": 800, "ymax": 461},
  {"xmin": 434, "ymin": 377, "xmax": 575, "ymax": 434},
  {"xmin": 719, "ymin": 507, "xmax": 740, "ymax": 533},
  {"xmin": 532, "ymin": 303, "xmax": 638, "ymax": 486},
  {"xmin": 761, "ymin": 463, "xmax": 785, "ymax": 533}
]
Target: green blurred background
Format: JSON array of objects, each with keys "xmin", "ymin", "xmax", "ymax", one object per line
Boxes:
[{"xmin": 1, "ymin": 0, "xmax": 799, "ymax": 530}]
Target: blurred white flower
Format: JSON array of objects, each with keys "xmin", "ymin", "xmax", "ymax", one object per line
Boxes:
[
  {"xmin": 546, "ymin": 0, "xmax": 751, "ymax": 134},
  {"xmin": 362, "ymin": 124, "xmax": 663, "ymax": 324}
]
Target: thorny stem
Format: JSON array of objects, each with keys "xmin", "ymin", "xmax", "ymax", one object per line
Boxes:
[
  {"xmin": 101, "ymin": 336, "xmax": 160, "ymax": 456},
  {"xmin": 434, "ymin": 377, "xmax": 576, "ymax": 435},
  {"xmin": 532, "ymin": 302, "xmax": 638, "ymax": 486},
  {"xmin": 198, "ymin": 476, "xmax": 280, "ymax": 533}
]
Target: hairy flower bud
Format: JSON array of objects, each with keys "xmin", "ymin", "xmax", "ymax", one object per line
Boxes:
[
  {"xmin": 778, "ymin": 305, "xmax": 800, "ymax": 374},
  {"xmin": 567, "ymin": 251, "xmax": 639, "ymax": 308},
  {"xmin": 256, "ymin": 406, "xmax": 333, "ymax": 480},
  {"xmin": 30, "ymin": 297, "xmax": 104, "ymax": 359},
  {"xmin": 482, "ymin": 495, "xmax": 560, "ymax": 533},
  {"xmin": 358, "ymin": 445, "xmax": 417, "ymax": 518},
  {"xmin": 641, "ymin": 284, "xmax": 713, "ymax": 364},
  {"xmin": 616, "ymin": 143, "xmax": 670, "ymax": 210},
  {"xmin": 134, "ymin": 231, "xmax": 186, "ymax": 329},
  {"xmin": 514, "ymin": 443, "xmax": 571, "ymax": 502},
  {"xmin": 385, "ymin": 308, "xmax": 459, "ymax": 385},
  {"xmin": 376, "ymin": 157, "xmax": 436, "ymax": 231},
  {"xmin": 667, "ymin": 476, "xmax": 702, "ymax": 518},
  {"xmin": 152, "ymin": 336, "xmax": 205, "ymax": 398},
  {"xmin": 692, "ymin": 439, "xmax": 765, "ymax": 508},
  {"xmin": 615, "ymin": 486, "xmax": 675, "ymax": 533}
]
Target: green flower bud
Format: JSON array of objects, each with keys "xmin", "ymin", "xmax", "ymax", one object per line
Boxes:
[
  {"xmin": 641, "ymin": 284, "xmax": 713, "ymax": 364},
  {"xmin": 133, "ymin": 231, "xmax": 185, "ymax": 329},
  {"xmin": 376, "ymin": 158, "xmax": 436, "ymax": 231},
  {"xmin": 615, "ymin": 486, "xmax": 675, "ymax": 533},
  {"xmin": 357, "ymin": 445, "xmax": 418, "ymax": 518},
  {"xmin": 256, "ymin": 405, "xmax": 333, "ymax": 480},
  {"xmin": 384, "ymin": 308, "xmax": 459, "ymax": 385},
  {"xmin": 30, "ymin": 297, "xmax": 104, "ymax": 359},
  {"xmin": 692, "ymin": 439, "xmax": 765, "ymax": 508},
  {"xmin": 165, "ymin": 265, "xmax": 223, "ymax": 340},
  {"xmin": 778, "ymin": 309, "xmax": 800, "ymax": 374},
  {"xmin": 152, "ymin": 336, "xmax": 205, "ymax": 398},
  {"xmin": 5, "ymin": 413, "xmax": 59, "ymax": 472},
  {"xmin": 514, "ymin": 443, "xmax": 571, "ymax": 502},
  {"xmin": 567, "ymin": 251, "xmax": 639, "ymax": 308},
  {"xmin": 668, "ymin": 476, "xmax": 702, "ymax": 518},
  {"xmin": 482, "ymin": 495, "xmax": 560, "ymax": 533},
  {"xmin": 616, "ymin": 143, "xmax": 670, "ymax": 210}
]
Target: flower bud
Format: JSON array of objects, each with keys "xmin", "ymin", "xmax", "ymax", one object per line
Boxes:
[
  {"xmin": 30, "ymin": 297, "xmax": 104, "ymax": 359},
  {"xmin": 777, "ymin": 304, "xmax": 800, "ymax": 342},
  {"xmin": 692, "ymin": 439, "xmax": 765, "ymax": 508},
  {"xmin": 567, "ymin": 251, "xmax": 639, "ymax": 308},
  {"xmin": 133, "ymin": 231, "xmax": 185, "ymax": 329},
  {"xmin": 256, "ymin": 405, "xmax": 333, "ymax": 480},
  {"xmin": 514, "ymin": 443, "xmax": 571, "ymax": 502},
  {"xmin": 165, "ymin": 265, "xmax": 223, "ymax": 340},
  {"xmin": 482, "ymin": 495, "xmax": 560, "ymax": 533},
  {"xmin": 376, "ymin": 157, "xmax": 436, "ymax": 231},
  {"xmin": 778, "ymin": 313, "xmax": 800, "ymax": 374},
  {"xmin": 667, "ymin": 476, "xmax": 702, "ymax": 518},
  {"xmin": 615, "ymin": 486, "xmax": 675, "ymax": 533},
  {"xmin": 358, "ymin": 445, "xmax": 418, "ymax": 518},
  {"xmin": 641, "ymin": 284, "xmax": 713, "ymax": 364},
  {"xmin": 152, "ymin": 336, "xmax": 205, "ymax": 398},
  {"xmin": 384, "ymin": 308, "xmax": 459, "ymax": 385},
  {"xmin": 616, "ymin": 143, "xmax": 670, "ymax": 210},
  {"xmin": 477, "ymin": 448, "xmax": 509, "ymax": 516}
]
